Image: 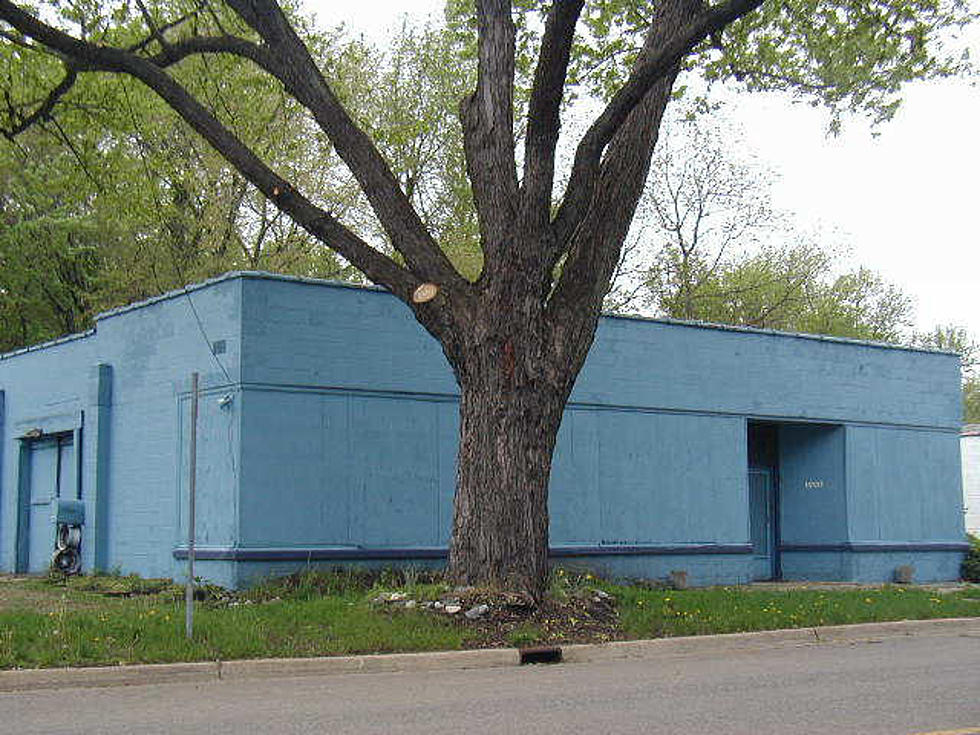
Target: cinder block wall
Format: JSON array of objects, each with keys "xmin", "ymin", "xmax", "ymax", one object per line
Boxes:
[
  {"xmin": 232, "ymin": 275, "xmax": 964, "ymax": 586},
  {"xmin": 0, "ymin": 276, "xmax": 243, "ymax": 583},
  {"xmin": 1, "ymin": 272, "xmax": 966, "ymax": 586},
  {"xmin": 0, "ymin": 334, "xmax": 96, "ymax": 573}
]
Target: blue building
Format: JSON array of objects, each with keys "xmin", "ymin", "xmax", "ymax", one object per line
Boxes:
[{"xmin": 0, "ymin": 272, "xmax": 968, "ymax": 587}]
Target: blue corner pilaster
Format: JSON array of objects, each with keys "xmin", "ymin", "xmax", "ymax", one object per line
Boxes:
[
  {"xmin": 14, "ymin": 440, "xmax": 30, "ymax": 572},
  {"xmin": 93, "ymin": 363, "xmax": 112, "ymax": 571}
]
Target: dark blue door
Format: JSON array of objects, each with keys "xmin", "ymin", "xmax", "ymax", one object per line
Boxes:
[
  {"xmin": 27, "ymin": 438, "xmax": 59, "ymax": 572},
  {"xmin": 748, "ymin": 468, "xmax": 775, "ymax": 581}
]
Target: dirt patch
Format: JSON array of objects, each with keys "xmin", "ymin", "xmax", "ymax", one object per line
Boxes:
[
  {"xmin": 0, "ymin": 575, "xmax": 66, "ymax": 612},
  {"xmin": 373, "ymin": 585, "xmax": 624, "ymax": 648},
  {"xmin": 459, "ymin": 589, "xmax": 622, "ymax": 648},
  {"xmin": 0, "ymin": 574, "xmax": 177, "ymax": 613}
]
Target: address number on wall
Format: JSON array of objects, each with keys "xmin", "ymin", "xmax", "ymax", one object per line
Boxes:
[{"xmin": 804, "ymin": 479, "xmax": 825, "ymax": 489}]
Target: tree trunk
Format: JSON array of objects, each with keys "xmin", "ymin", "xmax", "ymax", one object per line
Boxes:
[{"xmin": 447, "ymin": 310, "xmax": 577, "ymax": 599}]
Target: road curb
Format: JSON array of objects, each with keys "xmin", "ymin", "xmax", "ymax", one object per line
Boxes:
[
  {"xmin": 2, "ymin": 617, "xmax": 977, "ymax": 693},
  {"xmin": 217, "ymin": 647, "xmax": 520, "ymax": 681},
  {"xmin": 561, "ymin": 617, "xmax": 980, "ymax": 664}
]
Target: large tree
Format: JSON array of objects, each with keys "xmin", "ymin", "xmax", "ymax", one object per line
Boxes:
[{"xmin": 0, "ymin": 0, "xmax": 971, "ymax": 595}]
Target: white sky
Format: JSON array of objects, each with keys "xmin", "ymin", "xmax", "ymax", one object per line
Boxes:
[{"xmin": 305, "ymin": 0, "xmax": 980, "ymax": 341}]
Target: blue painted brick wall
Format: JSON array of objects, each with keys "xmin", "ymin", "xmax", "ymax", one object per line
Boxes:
[
  {"xmin": 0, "ymin": 272, "xmax": 966, "ymax": 586},
  {"xmin": 0, "ymin": 276, "xmax": 242, "ymax": 581}
]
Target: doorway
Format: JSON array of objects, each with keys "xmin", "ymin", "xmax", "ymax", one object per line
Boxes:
[
  {"xmin": 747, "ymin": 422, "xmax": 780, "ymax": 581},
  {"xmin": 16, "ymin": 433, "xmax": 74, "ymax": 573}
]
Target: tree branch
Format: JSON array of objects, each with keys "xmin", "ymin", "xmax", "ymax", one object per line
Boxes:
[
  {"xmin": 126, "ymin": 3, "xmax": 206, "ymax": 54},
  {"xmin": 459, "ymin": 0, "xmax": 519, "ymax": 266},
  {"xmin": 548, "ymin": 0, "xmax": 719, "ymax": 343},
  {"xmin": 223, "ymin": 0, "xmax": 466, "ymax": 292},
  {"xmin": 2, "ymin": 66, "xmax": 76, "ymax": 139},
  {"xmin": 134, "ymin": 0, "xmax": 174, "ymax": 58},
  {"xmin": 521, "ymin": 0, "xmax": 584, "ymax": 231},
  {"xmin": 553, "ymin": 0, "xmax": 764, "ymax": 250},
  {"xmin": 0, "ymin": 0, "xmax": 421, "ymax": 301}
]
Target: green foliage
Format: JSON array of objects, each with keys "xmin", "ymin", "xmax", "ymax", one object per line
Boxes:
[
  {"xmin": 0, "ymin": 572, "xmax": 462, "ymax": 669},
  {"xmin": 913, "ymin": 324, "xmax": 978, "ymax": 370},
  {"xmin": 333, "ymin": 21, "xmax": 482, "ymax": 278},
  {"xmin": 0, "ymin": 6, "xmax": 481, "ymax": 350},
  {"xmin": 506, "ymin": 623, "xmax": 545, "ymax": 647},
  {"xmin": 3, "ymin": 572, "xmax": 979, "ymax": 670},
  {"xmin": 963, "ymin": 534, "xmax": 980, "ymax": 582},
  {"xmin": 1, "ymin": 1, "xmax": 353, "ymax": 330},
  {"xmin": 41, "ymin": 572, "xmax": 176, "ymax": 597},
  {"xmin": 548, "ymin": 565, "xmax": 603, "ymax": 600},
  {"xmin": 245, "ymin": 567, "xmax": 447, "ymax": 602},
  {"xmin": 618, "ymin": 111, "xmax": 916, "ymax": 343},
  {"xmin": 912, "ymin": 325, "xmax": 980, "ymax": 422},
  {"xmin": 1, "ymin": 0, "xmax": 975, "ymax": 354},
  {"xmin": 0, "ymin": 159, "xmax": 100, "ymax": 351},
  {"xmin": 571, "ymin": 0, "xmax": 974, "ymax": 130},
  {"xmin": 964, "ymin": 379, "xmax": 980, "ymax": 423}
]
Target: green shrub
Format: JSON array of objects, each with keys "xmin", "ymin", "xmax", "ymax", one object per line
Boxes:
[{"xmin": 963, "ymin": 534, "xmax": 980, "ymax": 582}]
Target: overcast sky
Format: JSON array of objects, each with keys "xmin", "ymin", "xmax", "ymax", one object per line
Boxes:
[{"xmin": 305, "ymin": 0, "xmax": 980, "ymax": 342}]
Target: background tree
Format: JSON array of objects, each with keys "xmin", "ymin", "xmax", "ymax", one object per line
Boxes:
[
  {"xmin": 607, "ymin": 112, "xmax": 977, "ymax": 422},
  {"xmin": 0, "ymin": 12, "xmax": 489, "ymax": 350},
  {"xmin": 607, "ymin": 110, "xmax": 916, "ymax": 342},
  {"xmin": 0, "ymin": 0, "xmax": 972, "ymax": 596},
  {"xmin": 913, "ymin": 325, "xmax": 980, "ymax": 423}
]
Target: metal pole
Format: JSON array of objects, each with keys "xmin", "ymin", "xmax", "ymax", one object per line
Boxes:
[{"xmin": 185, "ymin": 372, "xmax": 199, "ymax": 639}]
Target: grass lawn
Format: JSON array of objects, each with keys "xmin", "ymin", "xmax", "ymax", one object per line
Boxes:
[
  {"xmin": 610, "ymin": 582, "xmax": 980, "ymax": 639},
  {"xmin": 1, "ymin": 569, "xmax": 977, "ymax": 670}
]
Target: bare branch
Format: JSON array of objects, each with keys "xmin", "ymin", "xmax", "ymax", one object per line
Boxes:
[
  {"xmin": 48, "ymin": 116, "xmax": 103, "ymax": 192},
  {"xmin": 521, "ymin": 0, "xmax": 584, "ymax": 231},
  {"xmin": 223, "ymin": 0, "xmax": 466, "ymax": 291},
  {"xmin": 2, "ymin": 66, "xmax": 76, "ymax": 139},
  {"xmin": 459, "ymin": 0, "xmax": 519, "ymax": 265},
  {"xmin": 553, "ymin": 0, "xmax": 764, "ymax": 250}
]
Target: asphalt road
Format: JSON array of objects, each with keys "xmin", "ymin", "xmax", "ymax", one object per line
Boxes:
[{"xmin": 4, "ymin": 633, "xmax": 979, "ymax": 734}]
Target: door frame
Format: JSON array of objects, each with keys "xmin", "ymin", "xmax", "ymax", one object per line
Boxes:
[{"xmin": 14, "ymin": 421, "xmax": 82, "ymax": 573}]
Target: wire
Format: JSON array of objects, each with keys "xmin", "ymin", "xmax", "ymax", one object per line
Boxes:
[{"xmin": 181, "ymin": 284, "xmax": 234, "ymax": 386}]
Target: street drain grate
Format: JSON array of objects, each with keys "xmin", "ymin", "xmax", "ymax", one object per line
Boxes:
[{"xmin": 519, "ymin": 646, "xmax": 563, "ymax": 665}]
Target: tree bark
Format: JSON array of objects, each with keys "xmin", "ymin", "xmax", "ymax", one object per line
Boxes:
[
  {"xmin": 448, "ymin": 346, "xmax": 571, "ymax": 598},
  {"xmin": 446, "ymin": 284, "xmax": 578, "ymax": 599}
]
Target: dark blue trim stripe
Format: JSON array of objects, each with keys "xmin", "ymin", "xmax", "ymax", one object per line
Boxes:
[
  {"xmin": 174, "ymin": 541, "xmax": 970, "ymax": 562},
  {"xmin": 173, "ymin": 547, "xmax": 447, "ymax": 562},
  {"xmin": 551, "ymin": 543, "xmax": 752, "ymax": 557},
  {"xmin": 172, "ymin": 543, "xmax": 753, "ymax": 562},
  {"xmin": 780, "ymin": 542, "xmax": 970, "ymax": 553}
]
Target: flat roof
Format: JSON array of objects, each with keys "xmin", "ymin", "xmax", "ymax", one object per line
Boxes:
[{"xmin": 0, "ymin": 270, "xmax": 961, "ymax": 362}]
